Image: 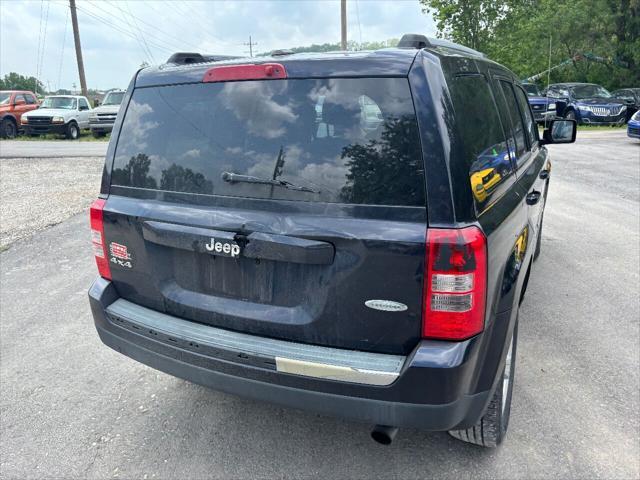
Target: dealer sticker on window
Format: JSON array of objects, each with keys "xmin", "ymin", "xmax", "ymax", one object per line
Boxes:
[{"xmin": 109, "ymin": 242, "xmax": 133, "ymax": 269}]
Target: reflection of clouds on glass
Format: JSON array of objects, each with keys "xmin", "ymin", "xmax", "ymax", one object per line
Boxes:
[
  {"xmin": 309, "ymin": 79, "xmax": 411, "ymax": 118},
  {"xmin": 115, "ymin": 100, "xmax": 158, "ymax": 152},
  {"xmin": 246, "ymin": 145, "xmax": 304, "ymax": 178},
  {"xmin": 244, "ymin": 144, "xmax": 346, "ymax": 195},
  {"xmin": 309, "ymin": 82, "xmax": 360, "ymax": 111},
  {"xmin": 298, "ymin": 155, "xmax": 347, "ymax": 192},
  {"xmin": 181, "ymin": 149, "xmax": 201, "ymax": 159},
  {"xmin": 112, "ymin": 78, "xmax": 425, "ymax": 205},
  {"xmin": 220, "ymin": 82, "xmax": 297, "ymax": 139}
]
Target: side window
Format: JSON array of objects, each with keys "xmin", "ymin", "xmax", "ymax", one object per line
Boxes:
[
  {"xmin": 497, "ymin": 81, "xmax": 528, "ymax": 168},
  {"xmin": 79, "ymin": 98, "xmax": 89, "ymax": 110},
  {"xmin": 615, "ymin": 90, "xmax": 633, "ymax": 101},
  {"xmin": 514, "ymin": 86, "xmax": 538, "ymax": 147},
  {"xmin": 448, "ymin": 74, "xmax": 514, "ymax": 209},
  {"xmin": 14, "ymin": 94, "xmax": 26, "ymax": 104},
  {"xmin": 25, "ymin": 94, "xmax": 36, "ymax": 104}
]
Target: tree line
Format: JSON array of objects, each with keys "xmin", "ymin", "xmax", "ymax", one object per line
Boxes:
[
  {"xmin": 0, "ymin": 72, "xmax": 118, "ymax": 97},
  {"xmin": 419, "ymin": 0, "xmax": 639, "ymax": 89}
]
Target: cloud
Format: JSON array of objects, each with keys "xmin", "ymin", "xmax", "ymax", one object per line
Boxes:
[
  {"xmin": 220, "ymin": 81, "xmax": 298, "ymax": 139},
  {"xmin": 0, "ymin": 1, "xmax": 434, "ymax": 90}
]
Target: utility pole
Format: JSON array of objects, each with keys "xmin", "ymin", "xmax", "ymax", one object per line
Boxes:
[
  {"xmin": 340, "ymin": 0, "xmax": 347, "ymax": 51},
  {"xmin": 69, "ymin": 0, "xmax": 88, "ymax": 98},
  {"xmin": 244, "ymin": 36, "xmax": 257, "ymax": 58}
]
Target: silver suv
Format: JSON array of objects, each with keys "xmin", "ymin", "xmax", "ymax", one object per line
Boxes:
[{"xmin": 89, "ymin": 90, "xmax": 125, "ymax": 137}]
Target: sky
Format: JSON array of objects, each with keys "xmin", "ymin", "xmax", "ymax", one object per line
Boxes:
[{"xmin": 0, "ymin": 0, "xmax": 436, "ymax": 91}]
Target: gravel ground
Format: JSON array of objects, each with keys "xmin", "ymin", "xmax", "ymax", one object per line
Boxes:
[
  {"xmin": 0, "ymin": 157, "xmax": 104, "ymax": 249},
  {"xmin": 0, "ymin": 131, "xmax": 638, "ymax": 479}
]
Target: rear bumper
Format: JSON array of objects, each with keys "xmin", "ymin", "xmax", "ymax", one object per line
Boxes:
[{"xmin": 89, "ymin": 277, "xmax": 511, "ymax": 430}]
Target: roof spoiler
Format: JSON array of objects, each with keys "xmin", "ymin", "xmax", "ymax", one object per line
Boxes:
[
  {"xmin": 397, "ymin": 34, "xmax": 486, "ymax": 58},
  {"xmin": 165, "ymin": 53, "xmax": 243, "ymax": 65}
]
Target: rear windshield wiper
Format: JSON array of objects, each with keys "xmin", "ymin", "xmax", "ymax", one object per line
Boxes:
[{"xmin": 221, "ymin": 172, "xmax": 320, "ymax": 194}]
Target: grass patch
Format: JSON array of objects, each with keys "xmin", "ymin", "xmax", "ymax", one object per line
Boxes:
[
  {"xmin": 576, "ymin": 124, "xmax": 626, "ymax": 130},
  {"xmin": 539, "ymin": 124, "xmax": 626, "ymax": 135},
  {"xmin": 0, "ymin": 131, "xmax": 109, "ymax": 142}
]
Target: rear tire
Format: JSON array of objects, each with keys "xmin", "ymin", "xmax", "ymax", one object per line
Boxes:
[
  {"xmin": 449, "ymin": 319, "xmax": 518, "ymax": 448},
  {"xmin": 1, "ymin": 118, "xmax": 17, "ymax": 139},
  {"xmin": 66, "ymin": 122, "xmax": 80, "ymax": 140}
]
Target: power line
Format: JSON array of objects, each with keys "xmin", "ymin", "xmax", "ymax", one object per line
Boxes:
[
  {"xmin": 56, "ymin": 9, "xmax": 69, "ymax": 91},
  {"xmin": 124, "ymin": 1, "xmax": 156, "ymax": 63},
  {"xmin": 105, "ymin": 0, "xmax": 202, "ymax": 53},
  {"xmin": 109, "ymin": 0, "xmax": 153, "ymax": 63},
  {"xmin": 73, "ymin": 5, "xmax": 174, "ymax": 54},
  {"xmin": 355, "ymin": 0, "xmax": 362, "ymax": 46},
  {"xmin": 152, "ymin": 0, "xmax": 237, "ymax": 48},
  {"xmin": 37, "ymin": 0, "xmax": 51, "ymax": 87},
  {"xmin": 83, "ymin": 1, "xmax": 179, "ymax": 53},
  {"xmin": 341, "ymin": 0, "xmax": 347, "ymax": 50},
  {"xmin": 35, "ymin": 0, "xmax": 44, "ymax": 94}
]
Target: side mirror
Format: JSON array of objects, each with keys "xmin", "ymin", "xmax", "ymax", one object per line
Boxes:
[
  {"xmin": 79, "ymin": 105, "xmax": 89, "ymax": 111},
  {"xmin": 14, "ymin": 99, "xmax": 26, "ymax": 106},
  {"xmin": 541, "ymin": 119, "xmax": 577, "ymax": 145}
]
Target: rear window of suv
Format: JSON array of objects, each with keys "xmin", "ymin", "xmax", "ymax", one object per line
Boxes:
[{"xmin": 111, "ymin": 77, "xmax": 425, "ymax": 206}]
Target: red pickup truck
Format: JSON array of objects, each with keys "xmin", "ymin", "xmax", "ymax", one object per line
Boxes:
[{"xmin": 0, "ymin": 90, "xmax": 40, "ymax": 138}]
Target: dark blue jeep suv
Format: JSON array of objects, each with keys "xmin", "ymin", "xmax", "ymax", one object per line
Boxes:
[
  {"xmin": 88, "ymin": 34, "xmax": 576, "ymax": 447},
  {"xmin": 545, "ymin": 82, "xmax": 627, "ymax": 125}
]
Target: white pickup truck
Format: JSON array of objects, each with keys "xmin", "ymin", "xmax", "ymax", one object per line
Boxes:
[
  {"xmin": 21, "ymin": 95, "xmax": 92, "ymax": 139},
  {"xmin": 89, "ymin": 90, "xmax": 125, "ymax": 137}
]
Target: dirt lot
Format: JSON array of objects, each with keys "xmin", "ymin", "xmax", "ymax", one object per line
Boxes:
[
  {"xmin": 0, "ymin": 130, "xmax": 638, "ymax": 479},
  {"xmin": 0, "ymin": 157, "xmax": 104, "ymax": 249}
]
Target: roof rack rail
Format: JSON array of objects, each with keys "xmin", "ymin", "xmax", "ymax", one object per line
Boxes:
[
  {"xmin": 397, "ymin": 34, "xmax": 432, "ymax": 49},
  {"xmin": 165, "ymin": 53, "xmax": 242, "ymax": 65},
  {"xmin": 271, "ymin": 49, "xmax": 295, "ymax": 57},
  {"xmin": 397, "ymin": 33, "xmax": 486, "ymax": 58}
]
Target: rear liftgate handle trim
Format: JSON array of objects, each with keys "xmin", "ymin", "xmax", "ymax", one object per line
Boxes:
[{"xmin": 142, "ymin": 220, "xmax": 335, "ymax": 265}]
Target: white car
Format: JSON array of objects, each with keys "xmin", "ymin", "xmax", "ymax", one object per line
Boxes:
[
  {"xmin": 21, "ymin": 95, "xmax": 92, "ymax": 139},
  {"xmin": 89, "ymin": 90, "xmax": 125, "ymax": 137}
]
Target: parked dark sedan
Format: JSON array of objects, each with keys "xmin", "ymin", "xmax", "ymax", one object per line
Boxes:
[
  {"xmin": 611, "ymin": 88, "xmax": 640, "ymax": 121},
  {"xmin": 545, "ymin": 83, "xmax": 627, "ymax": 125}
]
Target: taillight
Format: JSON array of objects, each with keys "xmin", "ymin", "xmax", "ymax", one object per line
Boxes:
[
  {"xmin": 203, "ymin": 63, "xmax": 287, "ymax": 83},
  {"xmin": 90, "ymin": 199, "xmax": 111, "ymax": 280},
  {"xmin": 423, "ymin": 226, "xmax": 487, "ymax": 340}
]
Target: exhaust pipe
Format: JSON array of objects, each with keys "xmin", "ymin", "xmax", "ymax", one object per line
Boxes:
[{"xmin": 371, "ymin": 425, "xmax": 398, "ymax": 445}]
